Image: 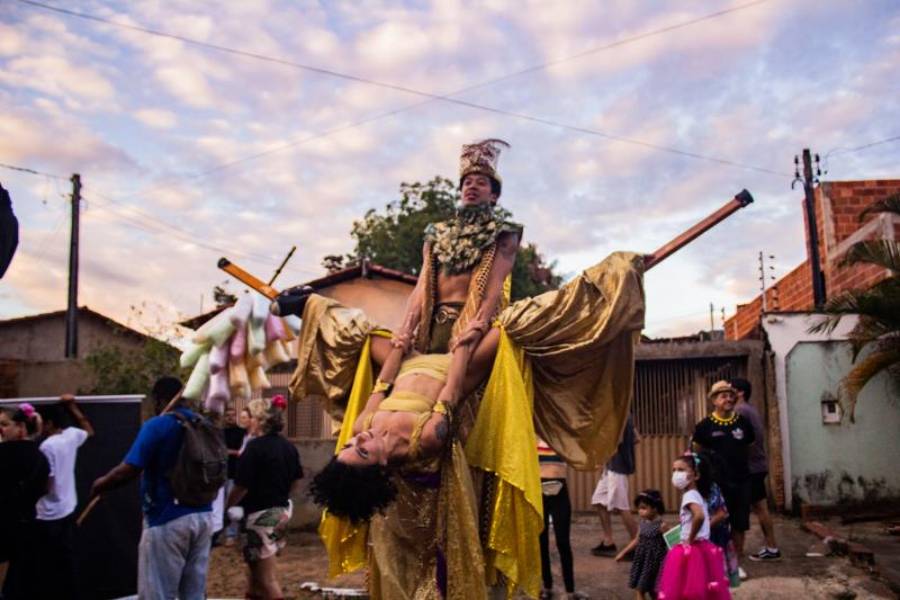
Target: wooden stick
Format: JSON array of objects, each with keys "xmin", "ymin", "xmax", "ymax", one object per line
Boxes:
[
  {"xmin": 76, "ymin": 495, "xmax": 101, "ymax": 527},
  {"xmin": 160, "ymin": 386, "xmax": 186, "ymax": 415},
  {"xmin": 644, "ymin": 189, "xmax": 753, "ymax": 271},
  {"xmin": 217, "ymin": 257, "xmax": 280, "ymax": 299}
]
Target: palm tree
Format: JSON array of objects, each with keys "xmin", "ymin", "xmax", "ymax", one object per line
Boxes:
[{"xmin": 808, "ymin": 193, "xmax": 900, "ymax": 421}]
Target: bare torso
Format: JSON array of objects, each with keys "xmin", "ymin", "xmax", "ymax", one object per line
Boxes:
[{"xmin": 436, "ymin": 271, "xmax": 472, "ymax": 304}]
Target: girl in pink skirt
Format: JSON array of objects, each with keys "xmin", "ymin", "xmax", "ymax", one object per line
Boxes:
[{"xmin": 657, "ymin": 452, "xmax": 731, "ymax": 600}]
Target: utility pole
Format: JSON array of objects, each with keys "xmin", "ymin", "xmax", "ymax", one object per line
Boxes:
[
  {"xmin": 794, "ymin": 149, "xmax": 826, "ymax": 309},
  {"xmin": 709, "ymin": 302, "xmax": 715, "ymax": 332},
  {"xmin": 65, "ymin": 174, "xmax": 81, "ymax": 358}
]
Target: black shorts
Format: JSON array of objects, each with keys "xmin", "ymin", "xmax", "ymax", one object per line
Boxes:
[
  {"xmin": 749, "ymin": 472, "xmax": 768, "ymax": 504},
  {"xmin": 721, "ymin": 480, "xmax": 751, "ymax": 532}
]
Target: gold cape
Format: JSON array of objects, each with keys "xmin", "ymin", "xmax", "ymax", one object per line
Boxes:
[{"xmin": 292, "ymin": 251, "xmax": 645, "ymax": 598}]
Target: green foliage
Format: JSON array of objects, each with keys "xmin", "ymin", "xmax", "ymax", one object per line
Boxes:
[
  {"xmin": 324, "ymin": 176, "xmax": 562, "ymax": 300},
  {"xmin": 82, "ymin": 336, "xmax": 182, "ymax": 396},
  {"xmin": 808, "ymin": 193, "xmax": 900, "ymax": 420}
]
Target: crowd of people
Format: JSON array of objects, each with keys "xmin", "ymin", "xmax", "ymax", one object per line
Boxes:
[
  {"xmin": 538, "ymin": 377, "xmax": 781, "ymax": 600},
  {"xmin": 0, "ymin": 377, "xmax": 302, "ymax": 600}
]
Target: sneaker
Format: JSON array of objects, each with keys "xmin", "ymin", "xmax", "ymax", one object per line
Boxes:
[
  {"xmin": 749, "ymin": 547, "xmax": 782, "ymax": 562},
  {"xmin": 738, "ymin": 566, "xmax": 748, "ymax": 581},
  {"xmin": 590, "ymin": 542, "xmax": 617, "ymax": 557}
]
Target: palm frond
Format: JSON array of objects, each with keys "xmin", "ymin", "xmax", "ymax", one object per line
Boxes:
[
  {"xmin": 839, "ymin": 239, "xmax": 900, "ymax": 273},
  {"xmin": 808, "ymin": 291, "xmax": 869, "ymax": 334},
  {"xmin": 842, "ymin": 346, "xmax": 900, "ymax": 422},
  {"xmin": 858, "ymin": 193, "xmax": 900, "ymax": 222}
]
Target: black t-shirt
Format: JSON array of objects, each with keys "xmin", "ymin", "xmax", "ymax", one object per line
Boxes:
[
  {"xmin": 608, "ymin": 415, "xmax": 636, "ymax": 475},
  {"xmin": 0, "ymin": 440, "xmax": 50, "ymax": 523},
  {"xmin": 223, "ymin": 425, "xmax": 246, "ymax": 479},
  {"xmin": 236, "ymin": 433, "xmax": 303, "ymax": 514},
  {"xmin": 693, "ymin": 414, "xmax": 756, "ymax": 484}
]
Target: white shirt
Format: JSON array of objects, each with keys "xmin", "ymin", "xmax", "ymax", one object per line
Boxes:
[
  {"xmin": 37, "ymin": 427, "xmax": 89, "ymax": 520},
  {"xmin": 679, "ymin": 489, "xmax": 710, "ymax": 543}
]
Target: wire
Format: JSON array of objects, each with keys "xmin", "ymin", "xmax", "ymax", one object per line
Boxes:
[
  {"xmin": 85, "ymin": 192, "xmax": 281, "ymax": 265},
  {"xmin": 17, "ymin": 0, "xmax": 789, "ymax": 196},
  {"xmin": 826, "ymin": 135, "xmax": 900, "ymax": 157},
  {"xmin": 84, "ymin": 190, "xmax": 319, "ymax": 276},
  {"xmin": 0, "ymin": 162, "xmax": 68, "ymax": 180}
]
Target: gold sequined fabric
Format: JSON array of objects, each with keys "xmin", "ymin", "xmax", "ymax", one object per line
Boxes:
[{"xmin": 498, "ymin": 251, "xmax": 645, "ymax": 468}]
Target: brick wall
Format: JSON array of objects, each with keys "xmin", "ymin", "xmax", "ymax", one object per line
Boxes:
[{"xmin": 725, "ymin": 179, "xmax": 899, "ymax": 340}]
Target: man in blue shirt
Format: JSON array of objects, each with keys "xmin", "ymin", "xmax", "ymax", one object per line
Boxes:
[{"xmin": 90, "ymin": 377, "xmax": 213, "ymax": 600}]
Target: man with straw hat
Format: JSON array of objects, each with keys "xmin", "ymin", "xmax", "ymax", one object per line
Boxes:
[{"xmin": 693, "ymin": 379, "xmax": 756, "ymax": 579}]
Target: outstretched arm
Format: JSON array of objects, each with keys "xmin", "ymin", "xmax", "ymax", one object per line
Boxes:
[
  {"xmin": 392, "ymin": 241, "xmax": 429, "ymax": 353},
  {"xmin": 60, "ymin": 393, "xmax": 95, "ymax": 437},
  {"xmin": 436, "ymin": 231, "xmax": 518, "ymax": 408},
  {"xmin": 450, "ymin": 231, "xmax": 519, "ymax": 351}
]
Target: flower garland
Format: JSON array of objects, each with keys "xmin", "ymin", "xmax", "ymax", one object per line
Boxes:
[{"xmin": 425, "ymin": 204, "xmax": 512, "ymax": 275}]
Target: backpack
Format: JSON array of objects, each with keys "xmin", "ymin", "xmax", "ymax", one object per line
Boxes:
[{"xmin": 167, "ymin": 411, "xmax": 228, "ymax": 507}]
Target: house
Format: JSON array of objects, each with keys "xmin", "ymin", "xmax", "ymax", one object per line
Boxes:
[
  {"xmin": 0, "ymin": 306, "xmax": 179, "ymax": 398},
  {"xmin": 724, "ymin": 179, "xmax": 900, "ymax": 510}
]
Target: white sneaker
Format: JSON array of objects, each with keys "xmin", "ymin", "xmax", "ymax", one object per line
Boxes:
[{"xmin": 738, "ymin": 566, "xmax": 748, "ymax": 580}]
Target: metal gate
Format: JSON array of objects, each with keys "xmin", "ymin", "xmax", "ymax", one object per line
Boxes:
[{"xmin": 569, "ymin": 354, "xmax": 747, "ymax": 512}]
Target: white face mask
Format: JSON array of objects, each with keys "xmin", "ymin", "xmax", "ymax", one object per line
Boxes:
[{"xmin": 672, "ymin": 471, "xmax": 691, "ymax": 490}]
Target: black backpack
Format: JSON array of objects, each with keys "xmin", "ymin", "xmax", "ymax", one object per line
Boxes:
[{"xmin": 167, "ymin": 411, "xmax": 228, "ymax": 507}]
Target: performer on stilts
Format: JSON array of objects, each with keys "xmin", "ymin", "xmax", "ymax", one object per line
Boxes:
[{"xmin": 279, "ymin": 139, "xmax": 647, "ymax": 599}]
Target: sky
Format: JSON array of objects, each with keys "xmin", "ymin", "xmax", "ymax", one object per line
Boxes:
[{"xmin": 1, "ymin": 0, "xmax": 899, "ymax": 341}]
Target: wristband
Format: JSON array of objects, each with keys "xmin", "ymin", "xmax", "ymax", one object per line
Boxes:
[{"xmin": 372, "ymin": 379, "xmax": 393, "ymax": 396}]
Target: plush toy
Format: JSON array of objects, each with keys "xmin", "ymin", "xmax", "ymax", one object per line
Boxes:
[{"xmin": 180, "ymin": 293, "xmax": 297, "ymax": 412}]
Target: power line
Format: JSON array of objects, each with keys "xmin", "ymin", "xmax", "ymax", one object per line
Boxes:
[
  {"xmin": 0, "ymin": 161, "xmax": 68, "ymax": 180},
  {"xmin": 18, "ymin": 0, "xmax": 788, "ymax": 200},
  {"xmin": 830, "ymin": 135, "xmax": 900, "ymax": 156},
  {"xmin": 84, "ymin": 190, "xmax": 320, "ymax": 276}
]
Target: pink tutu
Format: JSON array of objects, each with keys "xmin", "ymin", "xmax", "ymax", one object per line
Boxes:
[{"xmin": 657, "ymin": 540, "xmax": 731, "ymax": 600}]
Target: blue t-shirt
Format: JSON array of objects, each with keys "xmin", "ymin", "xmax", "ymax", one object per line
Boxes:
[{"xmin": 124, "ymin": 407, "xmax": 211, "ymax": 527}]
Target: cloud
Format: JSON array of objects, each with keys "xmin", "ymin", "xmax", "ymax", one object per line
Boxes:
[
  {"xmin": 134, "ymin": 108, "xmax": 177, "ymax": 129},
  {"xmin": 2, "ymin": 0, "xmax": 898, "ymax": 344}
]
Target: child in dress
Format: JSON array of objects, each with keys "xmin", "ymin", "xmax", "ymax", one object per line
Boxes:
[
  {"xmin": 657, "ymin": 453, "xmax": 731, "ymax": 600},
  {"xmin": 616, "ymin": 489, "xmax": 668, "ymax": 599}
]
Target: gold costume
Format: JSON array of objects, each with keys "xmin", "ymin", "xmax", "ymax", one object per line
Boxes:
[{"xmin": 291, "ymin": 251, "xmax": 645, "ymax": 599}]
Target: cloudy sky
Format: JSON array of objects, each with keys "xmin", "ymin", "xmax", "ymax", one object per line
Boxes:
[{"xmin": 1, "ymin": 0, "xmax": 898, "ymax": 341}]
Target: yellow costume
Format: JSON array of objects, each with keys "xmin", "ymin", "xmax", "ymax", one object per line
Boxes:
[{"xmin": 291, "ymin": 251, "xmax": 645, "ymax": 599}]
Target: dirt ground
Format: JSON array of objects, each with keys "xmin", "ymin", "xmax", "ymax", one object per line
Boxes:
[{"xmin": 207, "ymin": 513, "xmax": 899, "ymax": 599}]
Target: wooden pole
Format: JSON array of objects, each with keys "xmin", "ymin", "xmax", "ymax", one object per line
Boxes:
[
  {"xmin": 644, "ymin": 189, "xmax": 753, "ymax": 271},
  {"xmin": 218, "ymin": 258, "xmax": 279, "ymax": 299},
  {"xmin": 65, "ymin": 174, "xmax": 81, "ymax": 358},
  {"xmin": 268, "ymin": 245, "xmax": 297, "ymax": 286}
]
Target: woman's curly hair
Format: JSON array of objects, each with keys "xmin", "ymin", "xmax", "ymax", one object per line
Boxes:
[{"xmin": 309, "ymin": 456, "xmax": 398, "ymax": 524}]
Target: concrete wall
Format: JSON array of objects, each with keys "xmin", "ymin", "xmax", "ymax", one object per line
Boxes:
[
  {"xmin": 288, "ymin": 438, "xmax": 339, "ymax": 530},
  {"xmin": 786, "ymin": 341, "xmax": 900, "ymax": 506},
  {"xmin": 0, "ymin": 311, "xmax": 147, "ymax": 362},
  {"xmin": 316, "ymin": 276, "xmax": 414, "ymax": 332}
]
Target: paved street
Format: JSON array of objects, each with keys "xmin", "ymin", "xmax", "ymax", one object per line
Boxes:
[{"xmin": 207, "ymin": 513, "xmax": 898, "ymax": 599}]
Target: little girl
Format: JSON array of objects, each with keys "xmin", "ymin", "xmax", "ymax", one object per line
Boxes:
[
  {"xmin": 657, "ymin": 453, "xmax": 731, "ymax": 600},
  {"xmin": 615, "ymin": 489, "xmax": 668, "ymax": 599}
]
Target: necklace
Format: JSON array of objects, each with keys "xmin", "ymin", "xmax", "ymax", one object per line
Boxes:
[
  {"xmin": 425, "ymin": 204, "xmax": 508, "ymax": 275},
  {"xmin": 709, "ymin": 412, "xmax": 737, "ymax": 426}
]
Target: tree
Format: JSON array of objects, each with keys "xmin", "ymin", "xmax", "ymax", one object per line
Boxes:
[
  {"xmin": 324, "ymin": 176, "xmax": 563, "ymax": 300},
  {"xmin": 808, "ymin": 193, "xmax": 900, "ymax": 420},
  {"xmin": 82, "ymin": 337, "xmax": 182, "ymax": 396},
  {"xmin": 81, "ymin": 302, "xmax": 184, "ymax": 395}
]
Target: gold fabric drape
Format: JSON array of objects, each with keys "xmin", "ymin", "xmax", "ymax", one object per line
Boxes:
[{"xmin": 498, "ymin": 251, "xmax": 645, "ymax": 468}]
